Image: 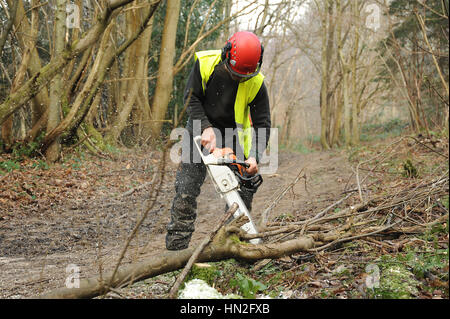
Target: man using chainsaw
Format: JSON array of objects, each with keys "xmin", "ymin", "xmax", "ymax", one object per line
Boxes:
[{"xmin": 166, "ymin": 31, "xmax": 271, "ymax": 251}]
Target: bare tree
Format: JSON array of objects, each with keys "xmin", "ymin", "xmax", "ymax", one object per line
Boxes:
[{"xmin": 0, "ymin": 0, "xmax": 18, "ymax": 57}]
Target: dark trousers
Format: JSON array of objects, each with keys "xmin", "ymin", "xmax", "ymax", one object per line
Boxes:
[{"xmin": 165, "ymin": 135, "xmax": 254, "ymax": 251}]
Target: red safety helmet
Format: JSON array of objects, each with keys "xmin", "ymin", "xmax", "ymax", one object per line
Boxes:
[{"xmin": 221, "ymin": 31, "xmax": 264, "ymax": 78}]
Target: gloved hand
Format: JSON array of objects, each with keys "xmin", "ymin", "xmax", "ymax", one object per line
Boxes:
[
  {"xmin": 245, "ymin": 157, "xmax": 258, "ymax": 175},
  {"xmin": 201, "ymin": 127, "xmax": 216, "ymax": 152}
]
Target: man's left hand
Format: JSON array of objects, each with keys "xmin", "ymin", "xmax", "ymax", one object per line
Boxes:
[{"xmin": 245, "ymin": 157, "xmax": 258, "ymax": 175}]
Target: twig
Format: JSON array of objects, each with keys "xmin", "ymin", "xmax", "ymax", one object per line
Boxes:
[
  {"xmin": 300, "ymin": 193, "xmax": 353, "ymax": 230},
  {"xmin": 353, "ymin": 137, "xmax": 408, "ymax": 201},
  {"xmin": 241, "ymin": 225, "xmax": 299, "ymax": 240},
  {"xmin": 393, "ymin": 213, "xmax": 449, "ymax": 234},
  {"xmin": 405, "ymin": 136, "xmax": 448, "ymax": 158},
  {"xmin": 354, "ymin": 165, "xmax": 364, "ymax": 202},
  {"xmin": 260, "ymin": 167, "xmax": 306, "ymax": 228},
  {"xmin": 308, "ymin": 220, "xmax": 402, "ymax": 253},
  {"xmin": 168, "ymin": 203, "xmax": 239, "ymax": 299}
]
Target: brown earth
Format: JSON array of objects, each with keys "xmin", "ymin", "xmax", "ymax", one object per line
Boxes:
[{"xmin": 0, "ymin": 147, "xmax": 355, "ymax": 298}]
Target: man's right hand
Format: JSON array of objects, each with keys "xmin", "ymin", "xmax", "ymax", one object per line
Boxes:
[{"xmin": 201, "ymin": 127, "xmax": 216, "ymax": 152}]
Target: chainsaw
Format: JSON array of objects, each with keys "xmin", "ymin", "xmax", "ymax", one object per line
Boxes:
[{"xmin": 193, "ymin": 136, "xmax": 263, "ymax": 244}]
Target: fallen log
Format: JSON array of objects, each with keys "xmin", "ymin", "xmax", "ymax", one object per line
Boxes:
[{"xmin": 36, "ymin": 223, "xmax": 315, "ymax": 299}]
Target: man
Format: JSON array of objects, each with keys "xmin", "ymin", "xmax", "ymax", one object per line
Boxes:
[{"xmin": 165, "ymin": 31, "xmax": 271, "ymax": 251}]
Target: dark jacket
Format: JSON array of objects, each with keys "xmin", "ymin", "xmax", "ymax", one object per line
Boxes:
[{"xmin": 184, "ymin": 59, "xmax": 271, "ymax": 162}]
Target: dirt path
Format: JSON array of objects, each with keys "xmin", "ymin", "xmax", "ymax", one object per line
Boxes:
[{"xmin": 0, "ymin": 148, "xmax": 354, "ymax": 298}]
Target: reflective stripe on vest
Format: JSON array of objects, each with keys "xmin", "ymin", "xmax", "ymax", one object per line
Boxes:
[{"xmin": 194, "ymin": 50, "xmax": 264, "ymax": 158}]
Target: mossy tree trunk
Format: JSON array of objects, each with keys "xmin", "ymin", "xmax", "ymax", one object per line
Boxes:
[
  {"xmin": 45, "ymin": 0, "xmax": 67, "ymax": 162},
  {"xmin": 149, "ymin": 0, "xmax": 181, "ymax": 140}
]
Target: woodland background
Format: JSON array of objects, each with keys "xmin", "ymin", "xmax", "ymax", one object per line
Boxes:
[{"xmin": 0, "ymin": 0, "xmax": 448, "ymax": 160}]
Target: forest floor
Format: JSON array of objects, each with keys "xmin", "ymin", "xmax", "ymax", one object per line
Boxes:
[{"xmin": 0, "ymin": 133, "xmax": 448, "ymax": 299}]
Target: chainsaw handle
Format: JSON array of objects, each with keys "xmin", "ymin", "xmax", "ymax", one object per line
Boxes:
[
  {"xmin": 216, "ymin": 158, "xmax": 250, "ymax": 168},
  {"xmin": 236, "ymin": 173, "xmax": 263, "ymax": 193}
]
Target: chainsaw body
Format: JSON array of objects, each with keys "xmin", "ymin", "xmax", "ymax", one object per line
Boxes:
[{"xmin": 193, "ymin": 136, "xmax": 262, "ymax": 244}]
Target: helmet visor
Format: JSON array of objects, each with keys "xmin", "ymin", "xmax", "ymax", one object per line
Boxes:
[{"xmin": 225, "ymin": 60, "xmax": 261, "ymax": 80}]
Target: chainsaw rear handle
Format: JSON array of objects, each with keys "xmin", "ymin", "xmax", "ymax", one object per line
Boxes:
[
  {"xmin": 215, "ymin": 158, "xmax": 250, "ymax": 168},
  {"xmin": 218, "ymin": 159, "xmax": 264, "ymax": 192}
]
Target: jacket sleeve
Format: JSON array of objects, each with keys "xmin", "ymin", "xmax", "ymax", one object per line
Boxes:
[
  {"xmin": 248, "ymin": 82, "xmax": 271, "ymax": 163},
  {"xmin": 184, "ymin": 60, "xmax": 212, "ymax": 132}
]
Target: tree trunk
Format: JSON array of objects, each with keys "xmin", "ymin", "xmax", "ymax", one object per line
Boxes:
[
  {"xmin": 331, "ymin": 87, "xmax": 343, "ymax": 146},
  {"xmin": 6, "ymin": 0, "xmax": 48, "ymax": 126},
  {"xmin": 319, "ymin": 0, "xmax": 331, "ymax": 150},
  {"xmin": 149, "ymin": 0, "xmax": 181, "ymax": 140},
  {"xmin": 254, "ymin": 0, "xmax": 269, "ymax": 36},
  {"xmin": 46, "ymin": 0, "xmax": 67, "ymax": 162},
  {"xmin": 0, "ymin": 0, "xmax": 18, "ymax": 57},
  {"xmin": 342, "ymin": 70, "xmax": 351, "ymax": 146},
  {"xmin": 324, "ymin": 2, "xmax": 335, "ymax": 147},
  {"xmin": 350, "ymin": 0, "xmax": 360, "ymax": 146},
  {"xmin": 105, "ymin": 3, "xmax": 153, "ymax": 146},
  {"xmin": 1, "ymin": 35, "xmax": 34, "ymax": 149}
]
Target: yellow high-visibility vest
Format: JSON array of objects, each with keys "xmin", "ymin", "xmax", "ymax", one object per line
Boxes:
[{"xmin": 194, "ymin": 50, "xmax": 264, "ymax": 158}]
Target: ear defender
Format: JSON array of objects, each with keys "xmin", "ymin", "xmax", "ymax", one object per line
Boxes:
[
  {"xmin": 259, "ymin": 44, "xmax": 264, "ymax": 67},
  {"xmin": 221, "ymin": 42, "xmax": 232, "ymax": 62}
]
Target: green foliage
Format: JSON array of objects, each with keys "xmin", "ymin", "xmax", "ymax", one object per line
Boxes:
[
  {"xmin": 31, "ymin": 159, "xmax": 49, "ymax": 170},
  {"xmin": 371, "ymin": 264, "xmax": 420, "ymax": 299},
  {"xmin": 255, "ymin": 260, "xmax": 281, "ymax": 276},
  {"xmin": 70, "ymin": 156, "xmax": 83, "ymax": 170},
  {"xmin": 104, "ymin": 143, "xmax": 120, "ymax": 154},
  {"xmin": 360, "ymin": 119, "xmax": 408, "ymax": 141},
  {"xmin": 389, "ymin": 0, "xmax": 449, "ymax": 49},
  {"xmin": 384, "ymin": 246, "xmax": 447, "ymax": 281},
  {"xmin": 441, "ymin": 195, "xmax": 449, "ymax": 210},
  {"xmin": 293, "ymin": 141, "xmax": 314, "ymax": 154},
  {"xmin": 0, "ymin": 138, "xmax": 45, "ymax": 174},
  {"xmin": 230, "ymin": 273, "xmax": 268, "ymax": 299},
  {"xmin": 371, "ymin": 228, "xmax": 449, "ymax": 299},
  {"xmin": 183, "ymin": 264, "xmax": 221, "ymax": 290},
  {"xmin": 402, "ymin": 159, "xmax": 418, "ymax": 178},
  {"xmin": 0, "ymin": 159, "xmax": 20, "ymax": 173},
  {"xmin": 12, "ymin": 141, "xmax": 40, "ymax": 161}
]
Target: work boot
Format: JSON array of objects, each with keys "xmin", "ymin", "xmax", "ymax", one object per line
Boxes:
[{"xmin": 165, "ymin": 231, "xmax": 192, "ymax": 251}]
